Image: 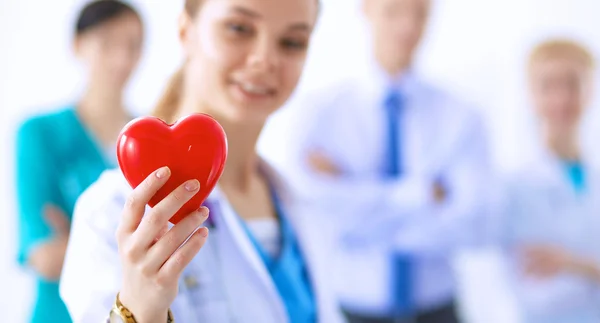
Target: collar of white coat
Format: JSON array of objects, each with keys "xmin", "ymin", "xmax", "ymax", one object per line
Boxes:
[
  {"xmin": 204, "ymin": 158, "xmax": 339, "ymax": 322},
  {"xmin": 524, "ymin": 143, "xmax": 599, "ymax": 191},
  {"xmin": 204, "ymin": 158, "xmax": 290, "ymax": 321}
]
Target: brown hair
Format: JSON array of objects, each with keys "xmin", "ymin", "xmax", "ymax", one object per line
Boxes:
[
  {"xmin": 152, "ymin": 0, "xmax": 203, "ymax": 124},
  {"xmin": 529, "ymin": 38, "xmax": 595, "ymax": 72}
]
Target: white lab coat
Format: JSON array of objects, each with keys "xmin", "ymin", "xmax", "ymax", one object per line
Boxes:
[
  {"xmin": 269, "ymin": 66, "xmax": 492, "ymax": 314},
  {"xmin": 499, "ymin": 150, "xmax": 600, "ymax": 323},
  {"xmin": 59, "ymin": 163, "xmax": 346, "ymax": 323}
]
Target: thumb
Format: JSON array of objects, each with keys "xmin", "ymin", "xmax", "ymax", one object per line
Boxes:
[{"xmin": 43, "ymin": 204, "xmax": 71, "ymax": 237}]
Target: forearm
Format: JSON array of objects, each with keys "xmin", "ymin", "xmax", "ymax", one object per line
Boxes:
[
  {"xmin": 27, "ymin": 239, "xmax": 67, "ymax": 281},
  {"xmin": 291, "ymin": 170, "xmax": 432, "ymax": 222},
  {"xmin": 571, "ymin": 257, "xmax": 600, "ymax": 284},
  {"xmin": 356, "ymin": 173, "xmax": 488, "ymax": 256}
]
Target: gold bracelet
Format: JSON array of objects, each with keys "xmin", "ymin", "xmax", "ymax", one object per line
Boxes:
[{"xmin": 112, "ymin": 292, "xmax": 175, "ymax": 323}]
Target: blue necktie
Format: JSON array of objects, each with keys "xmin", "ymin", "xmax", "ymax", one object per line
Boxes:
[
  {"xmin": 384, "ymin": 90, "xmax": 402, "ymax": 177},
  {"xmin": 383, "ymin": 89, "xmax": 413, "ymax": 316}
]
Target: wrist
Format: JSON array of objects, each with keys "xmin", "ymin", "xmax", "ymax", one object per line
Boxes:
[
  {"xmin": 133, "ymin": 312, "xmax": 169, "ymax": 323},
  {"xmin": 113, "ymin": 292, "xmax": 173, "ymax": 323},
  {"xmin": 573, "ymin": 258, "xmax": 600, "ymax": 280}
]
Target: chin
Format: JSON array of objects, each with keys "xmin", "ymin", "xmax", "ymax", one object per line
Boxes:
[
  {"xmin": 214, "ymin": 104, "xmax": 274, "ymax": 126},
  {"xmin": 220, "ymin": 85, "xmax": 283, "ymax": 123}
]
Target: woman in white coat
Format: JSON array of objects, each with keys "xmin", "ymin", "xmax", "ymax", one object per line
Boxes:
[
  {"xmin": 58, "ymin": 0, "xmax": 345, "ymax": 322},
  {"xmin": 501, "ymin": 39, "xmax": 600, "ymax": 323}
]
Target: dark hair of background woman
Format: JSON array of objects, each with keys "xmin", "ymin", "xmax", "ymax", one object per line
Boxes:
[{"xmin": 75, "ymin": 0, "xmax": 141, "ymax": 35}]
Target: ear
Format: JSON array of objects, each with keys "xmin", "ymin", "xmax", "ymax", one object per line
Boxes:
[
  {"xmin": 72, "ymin": 36, "xmax": 83, "ymax": 58},
  {"xmin": 178, "ymin": 11, "xmax": 194, "ymax": 56}
]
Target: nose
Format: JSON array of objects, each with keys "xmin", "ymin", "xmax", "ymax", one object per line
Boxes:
[
  {"xmin": 552, "ymin": 86, "xmax": 576, "ymax": 106},
  {"xmin": 115, "ymin": 46, "xmax": 137, "ymax": 68},
  {"xmin": 246, "ymin": 35, "xmax": 280, "ymax": 73}
]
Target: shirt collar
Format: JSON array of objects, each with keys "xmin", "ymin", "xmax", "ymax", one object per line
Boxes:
[{"xmin": 362, "ymin": 58, "xmax": 422, "ymax": 105}]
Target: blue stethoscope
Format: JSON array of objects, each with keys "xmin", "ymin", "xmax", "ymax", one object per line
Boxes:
[{"xmin": 201, "ymin": 179, "xmax": 291, "ymax": 254}]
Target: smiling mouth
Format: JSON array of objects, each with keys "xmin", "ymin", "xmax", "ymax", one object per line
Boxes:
[{"xmin": 233, "ymin": 81, "xmax": 276, "ymax": 97}]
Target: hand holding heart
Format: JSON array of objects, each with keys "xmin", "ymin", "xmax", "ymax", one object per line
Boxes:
[
  {"xmin": 116, "ymin": 167, "xmax": 210, "ymax": 323},
  {"xmin": 114, "ymin": 114, "xmax": 227, "ymax": 322}
]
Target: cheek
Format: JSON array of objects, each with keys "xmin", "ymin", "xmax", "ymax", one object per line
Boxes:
[
  {"xmin": 280, "ymin": 57, "xmax": 307, "ymax": 91},
  {"xmin": 86, "ymin": 47, "xmax": 106, "ymax": 73},
  {"xmin": 197, "ymin": 25, "xmax": 246, "ymax": 70}
]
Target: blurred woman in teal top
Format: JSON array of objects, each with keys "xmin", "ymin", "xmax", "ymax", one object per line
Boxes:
[{"xmin": 15, "ymin": 1, "xmax": 144, "ymax": 322}]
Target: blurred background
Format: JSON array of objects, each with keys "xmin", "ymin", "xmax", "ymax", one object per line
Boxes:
[{"xmin": 1, "ymin": 0, "xmax": 599, "ymax": 322}]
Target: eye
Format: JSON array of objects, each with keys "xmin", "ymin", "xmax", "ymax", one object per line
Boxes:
[
  {"xmin": 280, "ymin": 38, "xmax": 307, "ymax": 51},
  {"xmin": 226, "ymin": 23, "xmax": 253, "ymax": 35}
]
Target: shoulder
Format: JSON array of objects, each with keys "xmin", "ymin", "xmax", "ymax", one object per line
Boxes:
[
  {"xmin": 17, "ymin": 107, "xmax": 76, "ymax": 132},
  {"xmin": 501, "ymin": 160, "xmax": 548, "ymax": 199},
  {"xmin": 415, "ymin": 77, "xmax": 482, "ymax": 117},
  {"xmin": 289, "ymin": 79, "xmax": 370, "ymax": 116},
  {"xmin": 76, "ymin": 168, "xmax": 130, "ymax": 213},
  {"xmin": 16, "ymin": 107, "xmax": 78, "ymax": 145},
  {"xmin": 72, "ymin": 168, "xmax": 131, "ymax": 232},
  {"xmin": 299, "ymin": 79, "xmax": 364, "ymax": 103},
  {"xmin": 422, "ymin": 80, "xmax": 489, "ymax": 144}
]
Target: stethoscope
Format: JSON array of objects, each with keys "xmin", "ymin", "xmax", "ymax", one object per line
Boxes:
[{"xmin": 201, "ymin": 199, "xmax": 218, "ymax": 229}]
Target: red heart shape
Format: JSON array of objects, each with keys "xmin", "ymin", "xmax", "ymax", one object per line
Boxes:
[{"xmin": 116, "ymin": 114, "xmax": 227, "ymax": 224}]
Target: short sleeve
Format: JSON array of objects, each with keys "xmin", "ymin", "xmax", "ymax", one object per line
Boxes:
[{"xmin": 15, "ymin": 118, "xmax": 62, "ymax": 265}]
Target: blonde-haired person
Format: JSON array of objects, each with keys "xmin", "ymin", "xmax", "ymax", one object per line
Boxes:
[
  {"xmin": 58, "ymin": 0, "xmax": 345, "ymax": 322},
  {"xmin": 500, "ymin": 38, "xmax": 600, "ymax": 323}
]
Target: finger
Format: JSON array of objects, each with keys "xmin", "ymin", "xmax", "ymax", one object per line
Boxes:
[
  {"xmin": 151, "ymin": 224, "xmax": 170, "ymax": 246},
  {"xmin": 43, "ymin": 205, "xmax": 71, "ymax": 237},
  {"xmin": 524, "ymin": 264, "xmax": 545, "ymax": 277},
  {"xmin": 120, "ymin": 167, "xmax": 171, "ymax": 234},
  {"xmin": 133, "ymin": 179, "xmax": 200, "ymax": 248},
  {"xmin": 159, "ymin": 227, "xmax": 209, "ymax": 282},
  {"xmin": 526, "ymin": 260, "xmax": 557, "ymax": 277},
  {"xmin": 146, "ymin": 207, "xmax": 209, "ymax": 271},
  {"xmin": 308, "ymin": 153, "xmax": 340, "ymax": 175},
  {"xmin": 534, "ymin": 266, "xmax": 555, "ymax": 278}
]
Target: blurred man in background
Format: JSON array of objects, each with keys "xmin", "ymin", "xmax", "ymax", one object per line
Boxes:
[{"xmin": 278, "ymin": 0, "xmax": 492, "ymax": 322}]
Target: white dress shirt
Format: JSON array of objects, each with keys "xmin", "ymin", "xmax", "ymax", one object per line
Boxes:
[{"xmin": 273, "ymin": 64, "xmax": 492, "ymax": 315}]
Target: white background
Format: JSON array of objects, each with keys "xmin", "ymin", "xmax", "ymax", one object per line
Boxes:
[{"xmin": 1, "ymin": 0, "xmax": 599, "ymax": 322}]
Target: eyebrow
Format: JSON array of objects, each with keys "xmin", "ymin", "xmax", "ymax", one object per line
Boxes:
[
  {"xmin": 230, "ymin": 6, "xmax": 312, "ymax": 32},
  {"xmin": 231, "ymin": 6, "xmax": 261, "ymax": 18},
  {"xmin": 289, "ymin": 23, "xmax": 311, "ymax": 32}
]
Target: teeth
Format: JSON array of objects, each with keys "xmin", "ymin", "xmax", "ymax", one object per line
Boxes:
[{"xmin": 240, "ymin": 82, "xmax": 269, "ymax": 95}]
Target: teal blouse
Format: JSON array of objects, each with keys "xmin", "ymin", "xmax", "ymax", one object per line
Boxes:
[{"xmin": 15, "ymin": 107, "xmax": 113, "ymax": 323}]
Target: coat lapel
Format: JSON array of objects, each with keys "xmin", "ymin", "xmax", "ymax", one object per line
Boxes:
[
  {"xmin": 208, "ymin": 185, "xmax": 288, "ymax": 321},
  {"xmin": 260, "ymin": 161, "xmax": 344, "ymax": 323}
]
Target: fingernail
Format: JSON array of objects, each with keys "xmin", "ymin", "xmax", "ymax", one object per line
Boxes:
[
  {"xmin": 185, "ymin": 180, "xmax": 200, "ymax": 191},
  {"xmin": 200, "ymin": 227, "xmax": 209, "ymax": 237},
  {"xmin": 156, "ymin": 167, "xmax": 170, "ymax": 179},
  {"xmin": 198, "ymin": 206, "xmax": 209, "ymax": 215}
]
